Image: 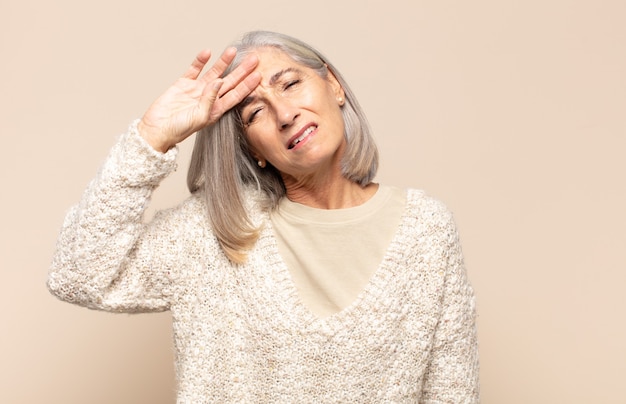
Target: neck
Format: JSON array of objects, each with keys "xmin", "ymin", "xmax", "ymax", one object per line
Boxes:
[{"xmin": 283, "ymin": 173, "xmax": 378, "ymax": 209}]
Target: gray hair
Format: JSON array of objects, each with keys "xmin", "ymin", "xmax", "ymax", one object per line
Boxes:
[{"xmin": 187, "ymin": 30, "xmax": 378, "ymax": 263}]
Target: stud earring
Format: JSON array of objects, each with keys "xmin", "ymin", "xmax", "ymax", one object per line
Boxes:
[
  {"xmin": 257, "ymin": 160, "xmax": 266, "ymax": 168},
  {"xmin": 337, "ymin": 96, "xmax": 344, "ymax": 106}
]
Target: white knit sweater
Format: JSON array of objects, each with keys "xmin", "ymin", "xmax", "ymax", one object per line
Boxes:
[{"xmin": 48, "ymin": 122, "xmax": 479, "ymax": 403}]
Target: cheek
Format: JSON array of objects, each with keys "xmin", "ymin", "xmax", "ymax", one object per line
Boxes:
[
  {"xmin": 243, "ymin": 130, "xmax": 261, "ymax": 155},
  {"xmin": 328, "ymin": 103, "xmax": 346, "ymax": 132},
  {"xmin": 245, "ymin": 130, "xmax": 273, "ymax": 158}
]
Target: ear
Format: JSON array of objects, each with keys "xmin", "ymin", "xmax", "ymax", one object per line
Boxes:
[
  {"xmin": 248, "ymin": 151, "xmax": 265, "ymax": 168},
  {"xmin": 250, "ymin": 149, "xmax": 263, "ymax": 162},
  {"xmin": 326, "ymin": 66, "xmax": 345, "ymax": 102}
]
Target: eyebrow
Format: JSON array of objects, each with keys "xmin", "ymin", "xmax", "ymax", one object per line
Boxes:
[{"xmin": 239, "ymin": 67, "xmax": 303, "ymax": 110}]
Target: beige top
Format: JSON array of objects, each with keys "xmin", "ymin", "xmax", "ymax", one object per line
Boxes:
[{"xmin": 271, "ymin": 185, "xmax": 406, "ymax": 318}]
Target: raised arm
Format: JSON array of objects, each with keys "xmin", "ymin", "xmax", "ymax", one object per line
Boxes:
[{"xmin": 47, "ymin": 48, "xmax": 261, "ymax": 312}]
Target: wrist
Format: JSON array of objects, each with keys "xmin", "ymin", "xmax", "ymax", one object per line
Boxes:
[{"xmin": 137, "ymin": 119, "xmax": 171, "ymax": 153}]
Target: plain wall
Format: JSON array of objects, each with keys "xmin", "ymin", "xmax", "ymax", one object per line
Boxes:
[{"xmin": 1, "ymin": 0, "xmax": 624, "ymax": 403}]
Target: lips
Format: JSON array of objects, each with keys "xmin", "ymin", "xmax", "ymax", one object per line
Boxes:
[{"xmin": 288, "ymin": 124, "xmax": 317, "ymax": 150}]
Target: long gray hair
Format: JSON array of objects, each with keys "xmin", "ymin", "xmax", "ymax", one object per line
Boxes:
[{"xmin": 187, "ymin": 30, "xmax": 378, "ymax": 263}]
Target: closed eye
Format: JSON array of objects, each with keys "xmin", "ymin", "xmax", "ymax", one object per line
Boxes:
[
  {"xmin": 284, "ymin": 79, "xmax": 301, "ymax": 90},
  {"xmin": 246, "ymin": 107, "xmax": 263, "ymax": 125}
]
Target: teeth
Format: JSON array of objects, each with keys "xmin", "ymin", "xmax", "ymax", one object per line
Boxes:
[{"xmin": 291, "ymin": 126, "xmax": 316, "ymax": 148}]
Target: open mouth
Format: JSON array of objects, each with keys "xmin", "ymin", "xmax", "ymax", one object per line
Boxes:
[{"xmin": 288, "ymin": 125, "xmax": 317, "ymax": 149}]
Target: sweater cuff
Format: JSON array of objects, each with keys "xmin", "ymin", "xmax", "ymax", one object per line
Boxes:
[{"xmin": 100, "ymin": 120, "xmax": 179, "ymax": 188}]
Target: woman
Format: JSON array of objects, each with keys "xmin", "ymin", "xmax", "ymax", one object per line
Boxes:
[{"xmin": 48, "ymin": 31, "xmax": 479, "ymax": 402}]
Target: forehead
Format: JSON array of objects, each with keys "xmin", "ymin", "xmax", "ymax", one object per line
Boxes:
[
  {"xmin": 239, "ymin": 47, "xmax": 324, "ymax": 110},
  {"xmin": 251, "ymin": 48, "xmax": 307, "ymax": 83}
]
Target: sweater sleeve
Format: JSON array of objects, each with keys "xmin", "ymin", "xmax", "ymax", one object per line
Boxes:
[
  {"xmin": 421, "ymin": 211, "xmax": 480, "ymax": 403},
  {"xmin": 47, "ymin": 120, "xmax": 180, "ymax": 313}
]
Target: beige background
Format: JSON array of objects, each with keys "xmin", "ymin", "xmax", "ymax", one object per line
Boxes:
[{"xmin": 1, "ymin": 0, "xmax": 624, "ymax": 403}]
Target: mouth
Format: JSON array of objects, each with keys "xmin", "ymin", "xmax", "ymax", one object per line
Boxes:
[{"xmin": 288, "ymin": 124, "xmax": 318, "ymax": 150}]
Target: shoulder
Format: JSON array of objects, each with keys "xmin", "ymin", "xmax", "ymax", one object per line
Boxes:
[
  {"xmin": 396, "ymin": 188, "xmax": 461, "ymax": 248},
  {"xmin": 149, "ymin": 192, "xmax": 210, "ymax": 237},
  {"xmin": 404, "ymin": 188, "xmax": 455, "ymax": 225},
  {"xmin": 150, "ymin": 188, "xmax": 269, "ymax": 242}
]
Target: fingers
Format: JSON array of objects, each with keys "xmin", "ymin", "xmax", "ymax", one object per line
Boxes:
[
  {"xmin": 210, "ymin": 71, "xmax": 261, "ymax": 119},
  {"xmin": 215, "ymin": 53, "xmax": 259, "ymax": 97},
  {"xmin": 182, "ymin": 49, "xmax": 212, "ymax": 80},
  {"xmin": 184, "ymin": 47, "xmax": 259, "ymax": 95},
  {"xmin": 201, "ymin": 47, "xmax": 238, "ymax": 83},
  {"xmin": 180, "ymin": 47, "xmax": 262, "ymax": 123},
  {"xmin": 199, "ymin": 79, "xmax": 225, "ymax": 120}
]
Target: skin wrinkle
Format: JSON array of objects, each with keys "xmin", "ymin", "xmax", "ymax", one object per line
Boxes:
[{"xmin": 241, "ymin": 49, "xmax": 374, "ymax": 209}]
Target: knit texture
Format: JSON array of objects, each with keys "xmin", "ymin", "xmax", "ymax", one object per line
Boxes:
[{"xmin": 48, "ymin": 122, "xmax": 480, "ymax": 403}]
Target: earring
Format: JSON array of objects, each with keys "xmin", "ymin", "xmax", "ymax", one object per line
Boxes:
[
  {"xmin": 257, "ymin": 160, "xmax": 266, "ymax": 168},
  {"xmin": 337, "ymin": 96, "xmax": 344, "ymax": 106}
]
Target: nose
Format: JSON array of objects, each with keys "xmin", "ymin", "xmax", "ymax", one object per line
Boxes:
[{"xmin": 273, "ymin": 98, "xmax": 299, "ymax": 130}]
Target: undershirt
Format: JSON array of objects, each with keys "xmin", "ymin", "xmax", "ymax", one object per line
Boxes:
[{"xmin": 270, "ymin": 185, "xmax": 407, "ymax": 318}]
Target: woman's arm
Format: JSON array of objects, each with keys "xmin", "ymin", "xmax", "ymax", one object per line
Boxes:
[
  {"xmin": 47, "ymin": 121, "xmax": 179, "ymax": 312},
  {"xmin": 421, "ymin": 213, "xmax": 480, "ymax": 403},
  {"xmin": 48, "ymin": 48, "xmax": 261, "ymax": 312}
]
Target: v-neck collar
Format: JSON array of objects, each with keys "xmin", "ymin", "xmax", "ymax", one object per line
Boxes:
[{"xmin": 254, "ymin": 188, "xmax": 422, "ymax": 335}]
